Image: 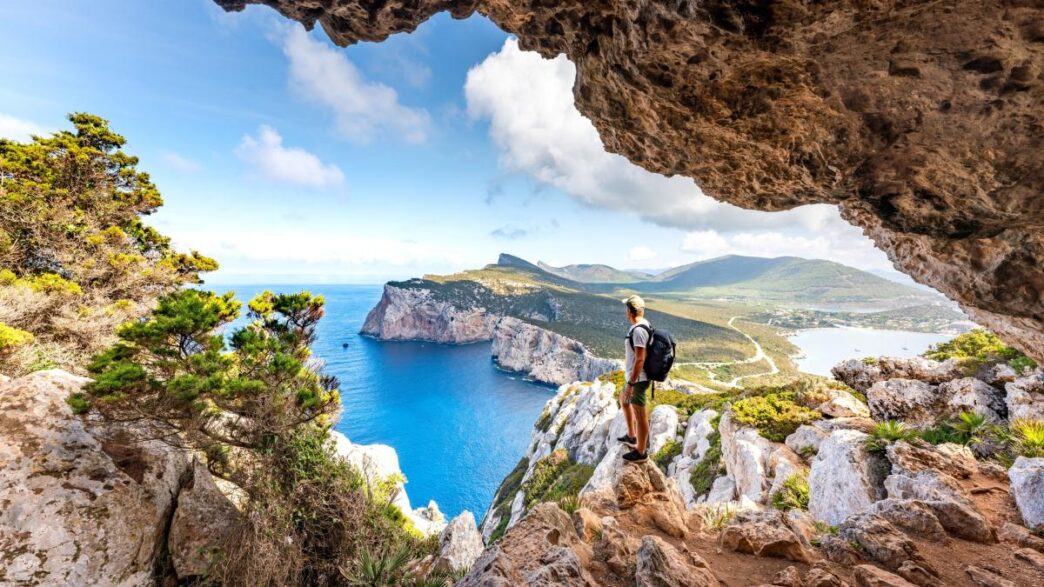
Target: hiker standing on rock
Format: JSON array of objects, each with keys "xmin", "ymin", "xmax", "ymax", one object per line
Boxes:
[{"xmin": 619, "ymin": 295, "xmax": 652, "ymax": 462}]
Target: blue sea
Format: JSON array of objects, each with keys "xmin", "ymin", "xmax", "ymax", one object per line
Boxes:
[{"xmin": 213, "ymin": 284, "xmax": 553, "ymax": 519}]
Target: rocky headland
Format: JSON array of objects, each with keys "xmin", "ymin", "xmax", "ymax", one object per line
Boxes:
[
  {"xmin": 361, "ymin": 283, "xmax": 621, "ymax": 386},
  {"xmin": 465, "ymin": 356, "xmax": 1044, "ymax": 586}
]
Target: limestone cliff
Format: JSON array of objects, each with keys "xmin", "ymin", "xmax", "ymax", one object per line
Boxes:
[
  {"xmin": 360, "ymin": 284, "xmax": 497, "ymax": 343},
  {"xmin": 217, "ymin": 0, "xmax": 1044, "ymax": 361},
  {"xmin": 491, "ymin": 317, "xmax": 621, "ymax": 386},
  {"xmin": 362, "ymin": 284, "xmax": 620, "ymax": 386}
]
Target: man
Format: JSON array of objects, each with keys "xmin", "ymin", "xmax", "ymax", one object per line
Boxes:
[{"xmin": 618, "ymin": 294, "xmax": 651, "ymax": 462}]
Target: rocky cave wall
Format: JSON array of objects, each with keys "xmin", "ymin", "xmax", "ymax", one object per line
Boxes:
[{"xmin": 216, "ymin": 0, "xmax": 1043, "ymax": 359}]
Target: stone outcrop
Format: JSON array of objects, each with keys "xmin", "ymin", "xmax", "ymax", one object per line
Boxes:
[
  {"xmin": 361, "ymin": 284, "xmax": 619, "ymax": 385},
  {"xmin": 718, "ymin": 410, "xmax": 777, "ymax": 505},
  {"xmin": 434, "ymin": 511, "xmax": 484, "ymax": 574},
  {"xmin": 635, "ymin": 535, "xmax": 718, "ymax": 587},
  {"xmin": 329, "ymin": 430, "xmax": 447, "ymax": 536},
  {"xmin": 0, "ymin": 370, "xmax": 220, "ymax": 585},
  {"xmin": 833, "ymin": 358, "xmax": 962, "ymax": 394},
  {"xmin": 719, "ymin": 510, "xmax": 812, "ymax": 563},
  {"xmin": 218, "ymin": 0, "xmax": 1044, "ymax": 359},
  {"xmin": 492, "ymin": 317, "xmax": 621, "ymax": 386},
  {"xmin": 1006, "ymin": 373, "xmax": 1044, "ymax": 421},
  {"xmin": 360, "ymin": 284, "xmax": 496, "ymax": 343},
  {"xmin": 669, "ymin": 409, "xmax": 717, "ymax": 508},
  {"xmin": 169, "ymin": 459, "xmax": 241, "ymax": 579},
  {"xmin": 865, "ymin": 379, "xmax": 943, "ymax": 429},
  {"xmin": 808, "ymin": 429, "xmax": 888, "ymax": 526},
  {"xmin": 1009, "ymin": 457, "xmax": 1044, "ymax": 530}
]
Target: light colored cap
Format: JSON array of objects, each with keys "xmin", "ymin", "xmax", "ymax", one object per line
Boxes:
[{"xmin": 621, "ymin": 294, "xmax": 646, "ymax": 312}]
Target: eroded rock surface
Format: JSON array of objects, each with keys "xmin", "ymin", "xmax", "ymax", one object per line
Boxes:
[{"xmin": 217, "ymin": 0, "xmax": 1044, "ymax": 360}]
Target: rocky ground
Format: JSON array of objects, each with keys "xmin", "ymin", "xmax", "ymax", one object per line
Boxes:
[{"xmin": 469, "ymin": 357, "xmax": 1044, "ymax": 586}]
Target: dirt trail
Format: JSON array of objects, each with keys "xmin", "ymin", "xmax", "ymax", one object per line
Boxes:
[{"xmin": 676, "ymin": 316, "xmax": 779, "ymax": 388}]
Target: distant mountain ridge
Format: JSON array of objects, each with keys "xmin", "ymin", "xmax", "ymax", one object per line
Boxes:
[{"xmin": 524, "ymin": 254, "xmax": 941, "ymax": 309}]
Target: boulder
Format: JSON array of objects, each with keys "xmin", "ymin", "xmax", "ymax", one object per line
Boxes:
[
  {"xmin": 832, "ymin": 357, "xmax": 961, "ymax": 394},
  {"xmin": 884, "ymin": 470, "xmax": 994, "ymax": 543},
  {"xmin": 647, "ymin": 405, "xmax": 680, "ymax": 456},
  {"xmin": 1014, "ymin": 548, "xmax": 1044, "ymax": 572},
  {"xmin": 820, "ymin": 534, "xmax": 863, "ymax": 566},
  {"xmin": 681, "ymin": 409, "xmax": 717, "ymax": 462},
  {"xmin": 853, "ymin": 565, "xmax": 918, "ymax": 587},
  {"xmin": 786, "ymin": 425, "xmax": 829, "ymax": 456},
  {"xmin": 772, "ymin": 566, "xmax": 802, "ymax": 587},
  {"xmin": 767, "ymin": 446, "xmax": 806, "ymax": 502},
  {"xmin": 1005, "ymin": 373, "xmax": 1044, "ymax": 421},
  {"xmin": 1008, "ymin": 457, "xmax": 1044, "ymax": 530},
  {"xmin": 939, "ymin": 377, "xmax": 1006, "ymax": 421},
  {"xmin": 0, "ymin": 370, "xmax": 194, "ymax": 586},
  {"xmin": 571, "ymin": 508, "xmax": 603, "ymax": 543},
  {"xmin": 819, "ymin": 391, "xmax": 871, "ymax": 419},
  {"xmin": 897, "ymin": 561, "xmax": 943, "ymax": 587},
  {"xmin": 982, "ymin": 363, "xmax": 1017, "ymax": 387},
  {"xmin": 634, "ymin": 535, "xmax": 717, "ymax": 587},
  {"xmin": 702, "ymin": 476, "xmax": 736, "ymax": 506},
  {"xmin": 719, "ymin": 510, "xmax": 812, "ymax": 563},
  {"xmin": 593, "ymin": 517, "xmax": 638, "ymax": 577},
  {"xmin": 804, "ymin": 566, "xmax": 848, "ymax": 587},
  {"xmin": 866, "ymin": 379, "xmax": 942, "ymax": 429},
  {"xmin": 459, "ymin": 503, "xmax": 596, "ymax": 587},
  {"xmin": 963, "ymin": 565, "xmax": 1016, "ymax": 587},
  {"xmin": 808, "ymin": 430, "xmax": 888, "ymax": 526},
  {"xmin": 997, "ymin": 522, "xmax": 1044, "ymax": 552},
  {"xmin": 839, "ymin": 514, "xmax": 929, "ymax": 572},
  {"xmin": 168, "ymin": 459, "xmax": 240, "ymax": 579},
  {"xmin": 885, "ymin": 440, "xmax": 977, "ymax": 480},
  {"xmin": 719, "ymin": 410, "xmax": 775, "ymax": 504},
  {"xmin": 866, "ymin": 499, "xmax": 947, "ymax": 542},
  {"xmin": 434, "ymin": 511, "xmax": 484, "ymax": 574}
]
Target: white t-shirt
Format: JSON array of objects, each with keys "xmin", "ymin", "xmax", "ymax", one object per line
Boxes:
[{"xmin": 625, "ymin": 318, "xmax": 650, "ymax": 383}]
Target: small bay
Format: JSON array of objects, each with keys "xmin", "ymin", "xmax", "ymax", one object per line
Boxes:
[
  {"xmin": 790, "ymin": 326, "xmax": 954, "ymax": 377},
  {"xmin": 213, "ymin": 284, "xmax": 553, "ymax": 519}
]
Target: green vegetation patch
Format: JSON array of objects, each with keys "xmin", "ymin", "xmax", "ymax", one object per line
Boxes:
[
  {"xmin": 522, "ymin": 449, "xmax": 594, "ymax": 510},
  {"xmin": 771, "ymin": 473, "xmax": 810, "ymax": 512},
  {"xmin": 690, "ymin": 430, "xmax": 725, "ymax": 497},
  {"xmin": 483, "ymin": 456, "xmax": 529, "ymax": 538},
  {"xmin": 924, "ymin": 329, "xmax": 1036, "ymax": 374},
  {"xmin": 731, "ymin": 392, "xmax": 820, "ymax": 442},
  {"xmin": 652, "ymin": 440, "xmax": 682, "ymax": 474}
]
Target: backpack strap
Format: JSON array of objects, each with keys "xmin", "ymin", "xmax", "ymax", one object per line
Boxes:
[{"xmin": 626, "ymin": 323, "xmax": 653, "ymax": 348}]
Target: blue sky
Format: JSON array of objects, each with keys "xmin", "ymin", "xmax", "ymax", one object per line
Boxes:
[{"xmin": 0, "ymin": 0, "xmax": 896, "ymax": 283}]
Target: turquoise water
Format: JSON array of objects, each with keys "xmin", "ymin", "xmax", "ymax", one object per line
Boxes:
[
  {"xmin": 215, "ymin": 284, "xmax": 553, "ymax": 519},
  {"xmin": 792, "ymin": 326, "xmax": 954, "ymax": 377}
]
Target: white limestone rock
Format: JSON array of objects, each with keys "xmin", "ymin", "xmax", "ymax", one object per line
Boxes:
[
  {"xmin": 329, "ymin": 430, "xmax": 446, "ymax": 536},
  {"xmin": 703, "ymin": 476, "xmax": 737, "ymax": 506},
  {"xmin": 808, "ymin": 429, "xmax": 888, "ymax": 526},
  {"xmin": 767, "ymin": 446, "xmax": 806, "ymax": 501},
  {"xmin": 682, "ymin": 409, "xmax": 718, "ymax": 462},
  {"xmin": 434, "ymin": 511, "xmax": 484, "ymax": 573},
  {"xmin": 785, "ymin": 425, "xmax": 829, "ymax": 456},
  {"xmin": 940, "ymin": 377, "xmax": 1005, "ymax": 421},
  {"xmin": 832, "ymin": 356, "xmax": 962, "ymax": 393},
  {"xmin": 718, "ymin": 411, "xmax": 775, "ymax": 504},
  {"xmin": 0, "ymin": 370, "xmax": 194, "ymax": 586},
  {"xmin": 818, "ymin": 390, "xmax": 871, "ymax": 419},
  {"xmin": 169, "ymin": 459, "xmax": 239, "ymax": 579},
  {"xmin": 648, "ymin": 404, "xmax": 680, "ymax": 456},
  {"xmin": 549, "ymin": 381, "xmax": 619, "ymax": 465},
  {"xmin": 866, "ymin": 378, "xmax": 943, "ymax": 428},
  {"xmin": 1006, "ymin": 373, "xmax": 1044, "ymax": 421},
  {"xmin": 1009, "ymin": 457, "xmax": 1044, "ymax": 530}
]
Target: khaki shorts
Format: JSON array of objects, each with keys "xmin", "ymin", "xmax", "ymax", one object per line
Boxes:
[{"xmin": 625, "ymin": 381, "xmax": 651, "ymax": 407}]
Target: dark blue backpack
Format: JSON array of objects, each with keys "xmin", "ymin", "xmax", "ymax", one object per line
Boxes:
[{"xmin": 627, "ymin": 323, "xmax": 676, "ymax": 383}]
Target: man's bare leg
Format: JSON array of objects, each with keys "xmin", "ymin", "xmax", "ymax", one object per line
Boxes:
[
  {"xmin": 621, "ymin": 399, "xmax": 636, "ymax": 439},
  {"xmin": 634, "ymin": 405, "xmax": 649, "ymax": 454}
]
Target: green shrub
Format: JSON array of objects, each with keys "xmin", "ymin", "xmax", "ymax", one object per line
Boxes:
[
  {"xmin": 950, "ymin": 411, "xmax": 989, "ymax": 444},
  {"xmin": 487, "ymin": 517, "xmax": 510, "ymax": 544},
  {"xmin": 689, "ymin": 431, "xmax": 725, "ymax": 497},
  {"xmin": 731, "ymin": 393, "xmax": 820, "ymax": 442},
  {"xmin": 534, "ymin": 408, "xmax": 553, "ymax": 433},
  {"xmin": 1013, "ymin": 419, "xmax": 1044, "ymax": 458},
  {"xmin": 866, "ymin": 420, "xmax": 916, "ymax": 453},
  {"xmin": 771, "ymin": 474, "xmax": 810, "ymax": 512},
  {"xmin": 521, "ymin": 449, "xmax": 594, "ymax": 510},
  {"xmin": 923, "ymin": 329, "xmax": 1036, "ymax": 373},
  {"xmin": 0, "ymin": 322, "xmax": 33, "ymax": 351},
  {"xmin": 653, "ymin": 440, "xmax": 683, "ymax": 474}
]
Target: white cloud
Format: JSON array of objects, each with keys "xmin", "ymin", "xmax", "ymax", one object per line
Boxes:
[
  {"xmin": 235, "ymin": 125, "xmax": 345, "ymax": 188},
  {"xmin": 281, "ymin": 26, "xmax": 431, "ymax": 143},
  {"xmin": 680, "ymin": 213, "xmax": 894, "ymax": 271},
  {"xmin": 627, "ymin": 245, "xmax": 657, "ymax": 262},
  {"xmin": 464, "ymin": 39, "xmax": 835, "ymax": 233},
  {"xmin": 0, "ymin": 114, "xmax": 46, "ymax": 141},
  {"xmin": 161, "ymin": 151, "xmax": 202, "ymax": 173}
]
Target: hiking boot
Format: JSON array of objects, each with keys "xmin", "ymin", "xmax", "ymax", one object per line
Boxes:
[
  {"xmin": 616, "ymin": 434, "xmax": 637, "ymax": 446},
  {"xmin": 622, "ymin": 449, "xmax": 648, "ymax": 463}
]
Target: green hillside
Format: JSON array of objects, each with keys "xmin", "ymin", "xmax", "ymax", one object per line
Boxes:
[{"xmin": 536, "ymin": 261, "xmax": 651, "ymax": 284}]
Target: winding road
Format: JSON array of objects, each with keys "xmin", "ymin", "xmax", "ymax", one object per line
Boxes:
[{"xmin": 676, "ymin": 316, "xmax": 779, "ymax": 388}]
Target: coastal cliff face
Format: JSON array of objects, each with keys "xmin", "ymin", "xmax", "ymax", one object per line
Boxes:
[
  {"xmin": 491, "ymin": 317, "xmax": 621, "ymax": 386},
  {"xmin": 218, "ymin": 0, "xmax": 1044, "ymax": 362},
  {"xmin": 360, "ymin": 284, "xmax": 497, "ymax": 343},
  {"xmin": 362, "ymin": 284, "xmax": 619, "ymax": 386}
]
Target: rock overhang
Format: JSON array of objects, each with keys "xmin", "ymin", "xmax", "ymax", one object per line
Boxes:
[{"xmin": 215, "ymin": 0, "xmax": 1044, "ymax": 360}]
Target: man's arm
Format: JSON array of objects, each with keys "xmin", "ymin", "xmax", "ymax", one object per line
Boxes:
[{"xmin": 629, "ymin": 347, "xmax": 646, "ymax": 384}]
